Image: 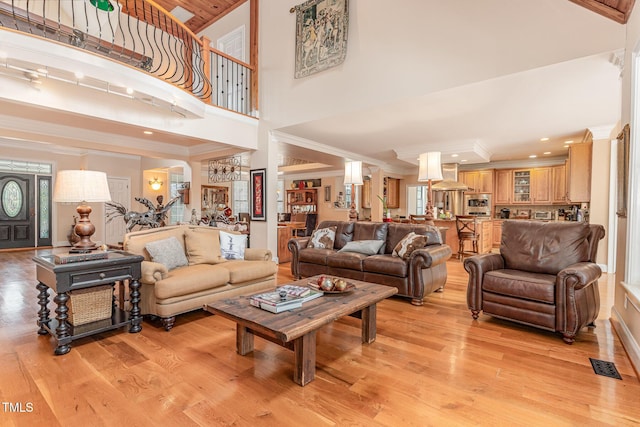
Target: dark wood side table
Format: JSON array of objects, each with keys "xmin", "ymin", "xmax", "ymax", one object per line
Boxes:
[{"xmin": 33, "ymin": 250, "xmax": 144, "ymax": 355}]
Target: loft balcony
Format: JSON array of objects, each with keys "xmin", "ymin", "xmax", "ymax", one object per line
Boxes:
[{"xmin": 0, "ymin": 0, "xmax": 257, "ymax": 139}]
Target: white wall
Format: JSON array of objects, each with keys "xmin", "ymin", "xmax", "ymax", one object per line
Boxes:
[{"xmin": 259, "ymin": 0, "xmax": 624, "ymax": 129}]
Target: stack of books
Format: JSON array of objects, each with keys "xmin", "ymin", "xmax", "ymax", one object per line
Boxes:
[{"xmin": 249, "ymin": 285, "xmax": 322, "ymax": 313}]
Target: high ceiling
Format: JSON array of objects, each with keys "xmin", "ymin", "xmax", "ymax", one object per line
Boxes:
[{"xmin": 125, "ymin": 0, "xmax": 247, "ymax": 34}]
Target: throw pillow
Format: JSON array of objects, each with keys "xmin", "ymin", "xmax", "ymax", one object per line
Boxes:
[
  {"xmin": 338, "ymin": 240, "xmax": 385, "ymax": 256},
  {"xmin": 392, "ymin": 232, "xmax": 428, "ymax": 260},
  {"xmin": 219, "ymin": 230, "xmax": 247, "ymax": 260},
  {"xmin": 145, "ymin": 237, "xmax": 189, "ymax": 270},
  {"xmin": 308, "ymin": 226, "xmax": 337, "ymax": 249},
  {"xmin": 184, "ymin": 228, "xmax": 226, "ymax": 265}
]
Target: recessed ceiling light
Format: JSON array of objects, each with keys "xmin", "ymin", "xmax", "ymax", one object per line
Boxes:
[
  {"xmin": 529, "ymin": 155, "xmax": 537, "ymax": 158},
  {"xmin": 540, "ymin": 137, "xmax": 549, "ymax": 142},
  {"xmin": 565, "ymin": 140, "xmax": 574, "ymax": 144},
  {"xmin": 543, "ymin": 151, "xmax": 551, "ymax": 155},
  {"xmin": 126, "ymin": 87, "xmax": 134, "ymax": 95},
  {"xmin": 74, "ymin": 71, "xmax": 84, "ymax": 79},
  {"xmin": 460, "ymin": 159, "xmax": 468, "ymax": 162},
  {"xmin": 451, "ymin": 154, "xmax": 459, "ymax": 158},
  {"xmin": 563, "ymin": 145, "xmax": 570, "ymax": 148},
  {"xmin": 144, "ymin": 131, "xmax": 153, "ymax": 135}
]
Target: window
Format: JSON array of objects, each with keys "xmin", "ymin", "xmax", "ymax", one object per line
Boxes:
[
  {"xmin": 168, "ymin": 173, "xmax": 184, "ymax": 225},
  {"xmin": 407, "ymin": 185, "xmax": 427, "ymax": 215},
  {"xmin": 233, "ymin": 180, "xmax": 249, "ymax": 217},
  {"xmin": 277, "ymin": 180, "xmax": 284, "ymax": 213}
]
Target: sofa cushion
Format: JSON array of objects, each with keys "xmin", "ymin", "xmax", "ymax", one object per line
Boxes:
[
  {"xmin": 299, "ymin": 247, "xmax": 334, "ymax": 265},
  {"xmin": 316, "ymin": 221, "xmax": 354, "ymax": 249},
  {"xmin": 483, "ymin": 269, "xmax": 556, "ymax": 304},
  {"xmin": 145, "ymin": 237, "xmax": 189, "ymax": 271},
  {"xmin": 308, "ymin": 226, "xmax": 337, "ymax": 249},
  {"xmin": 501, "ymin": 221, "xmax": 591, "ymax": 275},
  {"xmin": 220, "ymin": 260, "xmax": 278, "ymax": 284},
  {"xmin": 327, "ymin": 251, "xmax": 368, "ymax": 271},
  {"xmin": 124, "ymin": 226, "xmax": 186, "ymax": 261},
  {"xmin": 220, "ymin": 231, "xmax": 247, "ymax": 260},
  {"xmin": 385, "ymin": 223, "xmax": 442, "ymax": 255},
  {"xmin": 184, "ymin": 228, "xmax": 226, "ymax": 265},
  {"xmin": 393, "ymin": 232, "xmax": 427, "ymax": 260},
  {"xmin": 338, "ymin": 240, "xmax": 385, "ymax": 255},
  {"xmin": 154, "ymin": 264, "xmax": 230, "ymax": 299},
  {"xmin": 362, "ymin": 254, "xmax": 408, "ymax": 278},
  {"xmin": 353, "ymin": 222, "xmax": 388, "ymax": 254}
]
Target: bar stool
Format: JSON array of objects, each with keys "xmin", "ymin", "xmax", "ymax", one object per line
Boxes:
[{"xmin": 455, "ymin": 215, "xmax": 479, "ymax": 260}]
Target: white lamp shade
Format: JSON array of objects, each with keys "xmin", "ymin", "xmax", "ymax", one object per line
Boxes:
[
  {"xmin": 344, "ymin": 161, "xmax": 364, "ymax": 185},
  {"xmin": 53, "ymin": 170, "xmax": 112, "ymax": 203},
  {"xmin": 417, "ymin": 152, "xmax": 443, "ymax": 181}
]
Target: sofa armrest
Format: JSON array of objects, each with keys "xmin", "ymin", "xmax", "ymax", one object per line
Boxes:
[
  {"xmin": 409, "ymin": 244, "xmax": 452, "ymax": 268},
  {"xmin": 141, "ymin": 260, "xmax": 168, "ymax": 285},
  {"xmin": 288, "ymin": 237, "xmax": 311, "ymax": 279},
  {"xmin": 463, "ymin": 253, "xmax": 505, "ymax": 316},
  {"xmin": 556, "ymin": 262, "xmax": 602, "ymax": 292},
  {"xmin": 244, "ymin": 248, "xmax": 272, "ymax": 261}
]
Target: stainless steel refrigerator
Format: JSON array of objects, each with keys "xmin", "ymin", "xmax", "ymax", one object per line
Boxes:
[{"xmin": 432, "ymin": 190, "xmax": 464, "ymax": 217}]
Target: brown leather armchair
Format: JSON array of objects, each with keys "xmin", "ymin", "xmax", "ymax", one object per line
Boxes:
[{"xmin": 464, "ymin": 220, "xmax": 605, "ymax": 344}]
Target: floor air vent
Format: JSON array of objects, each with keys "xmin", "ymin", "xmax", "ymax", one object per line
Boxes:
[{"xmin": 589, "ymin": 358, "xmax": 622, "ymax": 380}]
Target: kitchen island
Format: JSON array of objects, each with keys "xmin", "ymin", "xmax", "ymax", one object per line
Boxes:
[{"xmin": 433, "ymin": 218, "xmax": 493, "ymax": 258}]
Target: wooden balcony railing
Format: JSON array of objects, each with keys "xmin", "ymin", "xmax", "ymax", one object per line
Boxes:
[{"xmin": 0, "ymin": 0, "xmax": 256, "ymax": 117}]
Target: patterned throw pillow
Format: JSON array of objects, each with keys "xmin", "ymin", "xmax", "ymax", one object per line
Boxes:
[
  {"xmin": 392, "ymin": 232, "xmax": 427, "ymax": 260},
  {"xmin": 219, "ymin": 231, "xmax": 247, "ymax": 260},
  {"xmin": 145, "ymin": 237, "xmax": 189, "ymax": 270},
  {"xmin": 308, "ymin": 226, "xmax": 337, "ymax": 249}
]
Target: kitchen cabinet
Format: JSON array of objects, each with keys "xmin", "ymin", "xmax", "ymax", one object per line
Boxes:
[
  {"xmin": 286, "ymin": 189, "xmax": 317, "ymax": 214},
  {"xmin": 512, "ymin": 168, "xmax": 552, "ymax": 204},
  {"xmin": 531, "ymin": 167, "xmax": 552, "ymax": 204},
  {"xmin": 384, "ymin": 177, "xmax": 400, "ymax": 209},
  {"xmin": 492, "ymin": 220, "xmax": 503, "ymax": 247},
  {"xmin": 552, "ymin": 164, "xmax": 567, "ymax": 203},
  {"xmin": 567, "ymin": 143, "xmax": 592, "ymax": 203},
  {"xmin": 277, "ymin": 226, "xmax": 292, "ymax": 263},
  {"xmin": 361, "ymin": 178, "xmax": 371, "ymax": 208},
  {"xmin": 460, "ymin": 170, "xmax": 493, "ymax": 193},
  {"xmin": 494, "ymin": 170, "xmax": 512, "ymax": 204}
]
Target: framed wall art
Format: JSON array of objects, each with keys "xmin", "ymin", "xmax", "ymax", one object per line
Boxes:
[
  {"xmin": 293, "ymin": 0, "xmax": 349, "ymax": 79},
  {"xmin": 616, "ymin": 124, "xmax": 630, "ymax": 217},
  {"xmin": 250, "ymin": 169, "xmax": 266, "ymax": 221}
]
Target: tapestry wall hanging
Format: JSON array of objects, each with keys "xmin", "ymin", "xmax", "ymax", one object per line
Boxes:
[{"xmin": 293, "ymin": 0, "xmax": 349, "ymax": 79}]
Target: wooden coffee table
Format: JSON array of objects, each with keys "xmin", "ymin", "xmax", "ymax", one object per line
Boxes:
[{"xmin": 205, "ymin": 276, "xmax": 397, "ymax": 386}]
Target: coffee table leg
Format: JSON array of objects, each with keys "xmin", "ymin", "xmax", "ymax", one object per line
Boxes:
[
  {"xmin": 293, "ymin": 331, "xmax": 316, "ymax": 386},
  {"xmin": 361, "ymin": 304, "xmax": 377, "ymax": 344},
  {"xmin": 237, "ymin": 325, "xmax": 254, "ymax": 355}
]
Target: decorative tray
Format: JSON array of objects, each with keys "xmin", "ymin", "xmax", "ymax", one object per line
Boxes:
[{"xmin": 307, "ymin": 279, "xmax": 356, "ymax": 294}]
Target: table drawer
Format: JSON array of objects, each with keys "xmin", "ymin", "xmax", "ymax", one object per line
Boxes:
[{"xmin": 70, "ymin": 266, "xmax": 134, "ymax": 287}]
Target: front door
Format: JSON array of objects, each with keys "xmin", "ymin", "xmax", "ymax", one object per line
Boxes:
[{"xmin": 0, "ymin": 173, "xmax": 35, "ymax": 249}]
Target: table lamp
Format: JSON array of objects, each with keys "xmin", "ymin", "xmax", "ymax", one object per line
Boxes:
[
  {"xmin": 344, "ymin": 161, "xmax": 363, "ymax": 221},
  {"xmin": 417, "ymin": 152, "xmax": 443, "ymax": 225},
  {"xmin": 53, "ymin": 170, "xmax": 112, "ymax": 252}
]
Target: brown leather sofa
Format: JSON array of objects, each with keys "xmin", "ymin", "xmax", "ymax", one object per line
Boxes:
[
  {"xmin": 464, "ymin": 220, "xmax": 605, "ymax": 343},
  {"xmin": 288, "ymin": 220, "xmax": 452, "ymax": 305}
]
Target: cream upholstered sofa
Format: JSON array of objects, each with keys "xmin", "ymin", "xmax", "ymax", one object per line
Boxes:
[{"xmin": 122, "ymin": 225, "xmax": 277, "ymax": 330}]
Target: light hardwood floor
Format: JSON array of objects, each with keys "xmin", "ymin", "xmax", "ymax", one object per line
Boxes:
[{"xmin": 1, "ymin": 250, "xmax": 639, "ymax": 426}]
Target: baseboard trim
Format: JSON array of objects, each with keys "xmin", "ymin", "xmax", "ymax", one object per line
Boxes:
[{"xmin": 610, "ymin": 307, "xmax": 640, "ymax": 380}]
